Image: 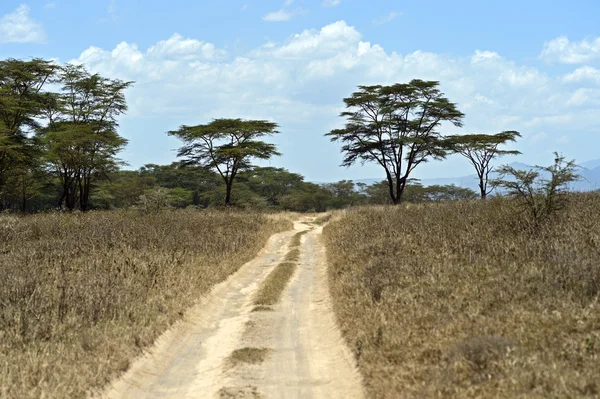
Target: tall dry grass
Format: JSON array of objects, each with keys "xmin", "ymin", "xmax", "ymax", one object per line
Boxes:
[
  {"xmin": 323, "ymin": 193, "xmax": 600, "ymax": 398},
  {"xmin": 0, "ymin": 209, "xmax": 290, "ymax": 398}
]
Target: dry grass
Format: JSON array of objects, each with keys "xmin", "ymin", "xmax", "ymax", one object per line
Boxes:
[
  {"xmin": 251, "ymin": 306, "xmax": 273, "ymax": 312},
  {"xmin": 227, "ymin": 347, "xmax": 272, "ymax": 366},
  {"xmin": 323, "ymin": 193, "xmax": 600, "ymax": 398},
  {"xmin": 253, "ymin": 262, "xmax": 297, "ymax": 306},
  {"xmin": 289, "ymin": 229, "xmax": 309, "ymax": 247},
  {"xmin": 0, "ymin": 209, "xmax": 290, "ymax": 399},
  {"xmin": 219, "ymin": 385, "xmax": 262, "ymax": 398},
  {"xmin": 311, "ymin": 214, "xmax": 331, "ymax": 226},
  {"xmin": 253, "ymin": 230, "xmax": 307, "ymax": 306}
]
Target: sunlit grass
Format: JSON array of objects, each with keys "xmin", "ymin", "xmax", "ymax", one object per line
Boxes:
[
  {"xmin": 0, "ymin": 209, "xmax": 290, "ymax": 398},
  {"xmin": 323, "ymin": 193, "xmax": 600, "ymax": 398}
]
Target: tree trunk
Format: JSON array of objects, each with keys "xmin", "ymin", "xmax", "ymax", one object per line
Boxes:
[
  {"xmin": 57, "ymin": 187, "xmax": 66, "ymax": 209},
  {"xmin": 224, "ymin": 180, "xmax": 233, "ymax": 206},
  {"xmin": 479, "ymin": 177, "xmax": 487, "ymax": 199},
  {"xmin": 385, "ymin": 169, "xmax": 398, "ymax": 204},
  {"xmin": 394, "ymin": 176, "xmax": 407, "ymax": 205},
  {"xmin": 21, "ymin": 178, "xmax": 27, "ymax": 212},
  {"xmin": 66, "ymin": 181, "xmax": 78, "ymax": 211},
  {"xmin": 79, "ymin": 174, "xmax": 90, "ymax": 212}
]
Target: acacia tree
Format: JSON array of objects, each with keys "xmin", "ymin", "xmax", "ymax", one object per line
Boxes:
[
  {"xmin": 168, "ymin": 118, "xmax": 280, "ymax": 206},
  {"xmin": 0, "ymin": 58, "xmax": 58, "ymax": 209},
  {"xmin": 326, "ymin": 80, "xmax": 464, "ymax": 204},
  {"xmin": 39, "ymin": 64, "xmax": 132, "ymax": 211},
  {"xmin": 447, "ymin": 131, "xmax": 521, "ymax": 199}
]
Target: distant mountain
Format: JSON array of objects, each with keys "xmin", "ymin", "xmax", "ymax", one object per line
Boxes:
[
  {"xmin": 581, "ymin": 159, "xmax": 600, "ymax": 170},
  {"xmin": 347, "ymin": 159, "xmax": 600, "ymax": 193}
]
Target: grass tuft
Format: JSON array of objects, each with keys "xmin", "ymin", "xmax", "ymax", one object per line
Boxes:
[
  {"xmin": 311, "ymin": 214, "xmax": 331, "ymax": 226},
  {"xmin": 227, "ymin": 347, "xmax": 272, "ymax": 367},
  {"xmin": 252, "ymin": 229, "xmax": 309, "ymax": 307},
  {"xmin": 254, "ymin": 262, "xmax": 297, "ymax": 306},
  {"xmin": 289, "ymin": 230, "xmax": 309, "ymax": 248},
  {"xmin": 251, "ymin": 306, "xmax": 274, "ymax": 312},
  {"xmin": 219, "ymin": 385, "xmax": 262, "ymax": 398},
  {"xmin": 284, "ymin": 248, "xmax": 301, "ymax": 262}
]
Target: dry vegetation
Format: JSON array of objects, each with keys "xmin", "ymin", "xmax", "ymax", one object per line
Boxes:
[
  {"xmin": 227, "ymin": 347, "xmax": 272, "ymax": 367},
  {"xmin": 323, "ymin": 193, "xmax": 600, "ymax": 398},
  {"xmin": 0, "ymin": 209, "xmax": 290, "ymax": 399},
  {"xmin": 253, "ymin": 230, "xmax": 308, "ymax": 307}
]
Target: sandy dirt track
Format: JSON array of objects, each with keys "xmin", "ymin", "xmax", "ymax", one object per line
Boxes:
[{"xmin": 98, "ymin": 218, "xmax": 364, "ymax": 399}]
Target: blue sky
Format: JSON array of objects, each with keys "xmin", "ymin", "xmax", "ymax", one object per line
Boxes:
[{"xmin": 1, "ymin": 0, "xmax": 599, "ymax": 182}]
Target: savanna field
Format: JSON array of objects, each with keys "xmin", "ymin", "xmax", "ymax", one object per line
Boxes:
[
  {"xmin": 323, "ymin": 193, "xmax": 600, "ymax": 398},
  {"xmin": 0, "ymin": 210, "xmax": 291, "ymax": 398}
]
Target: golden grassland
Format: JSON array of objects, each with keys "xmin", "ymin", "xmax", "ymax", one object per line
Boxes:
[
  {"xmin": 0, "ymin": 209, "xmax": 291, "ymax": 399},
  {"xmin": 323, "ymin": 193, "xmax": 600, "ymax": 398}
]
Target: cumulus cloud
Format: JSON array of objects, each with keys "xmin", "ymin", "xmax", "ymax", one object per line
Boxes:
[
  {"xmin": 563, "ymin": 66, "xmax": 600, "ymax": 85},
  {"xmin": 540, "ymin": 36, "xmax": 600, "ymax": 64},
  {"xmin": 0, "ymin": 4, "xmax": 46, "ymax": 44},
  {"xmin": 70, "ymin": 20, "xmax": 600, "ymax": 178}
]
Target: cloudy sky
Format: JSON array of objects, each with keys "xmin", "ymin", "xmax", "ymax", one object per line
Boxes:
[{"xmin": 1, "ymin": 0, "xmax": 599, "ymax": 181}]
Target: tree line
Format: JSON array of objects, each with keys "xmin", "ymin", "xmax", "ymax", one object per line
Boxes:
[{"xmin": 1, "ymin": 58, "xmax": 531, "ymax": 213}]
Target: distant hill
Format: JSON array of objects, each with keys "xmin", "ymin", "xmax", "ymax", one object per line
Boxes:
[{"xmin": 348, "ymin": 159, "xmax": 600, "ymax": 192}]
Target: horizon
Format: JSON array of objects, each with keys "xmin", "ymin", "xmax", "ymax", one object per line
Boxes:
[{"xmin": 1, "ymin": 0, "xmax": 599, "ymax": 182}]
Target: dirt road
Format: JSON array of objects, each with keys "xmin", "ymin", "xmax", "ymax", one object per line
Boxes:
[{"xmin": 99, "ymin": 218, "xmax": 364, "ymax": 399}]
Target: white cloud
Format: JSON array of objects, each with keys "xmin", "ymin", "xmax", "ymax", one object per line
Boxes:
[
  {"xmin": 253, "ymin": 21, "xmax": 362, "ymax": 60},
  {"xmin": 563, "ymin": 66, "xmax": 600, "ymax": 85},
  {"xmin": 262, "ymin": 7, "xmax": 306, "ymax": 22},
  {"xmin": 262, "ymin": 0, "xmax": 307, "ymax": 22},
  {"xmin": 322, "ymin": 0, "xmax": 341, "ymax": 7},
  {"xmin": 262, "ymin": 9, "xmax": 294, "ymax": 22},
  {"xmin": 471, "ymin": 50, "xmax": 501, "ymax": 64},
  {"xmin": 540, "ymin": 36, "xmax": 600, "ymax": 64},
  {"xmin": 373, "ymin": 11, "xmax": 401, "ymax": 25},
  {"xmin": 0, "ymin": 4, "xmax": 46, "ymax": 44},
  {"xmin": 70, "ymin": 21, "xmax": 600, "ymax": 178},
  {"xmin": 148, "ymin": 33, "xmax": 226, "ymax": 60}
]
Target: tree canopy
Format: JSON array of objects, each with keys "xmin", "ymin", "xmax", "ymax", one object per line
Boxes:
[
  {"xmin": 38, "ymin": 64, "xmax": 133, "ymax": 211},
  {"xmin": 168, "ymin": 118, "xmax": 280, "ymax": 205},
  {"xmin": 327, "ymin": 80, "xmax": 464, "ymax": 204},
  {"xmin": 448, "ymin": 131, "xmax": 521, "ymax": 199}
]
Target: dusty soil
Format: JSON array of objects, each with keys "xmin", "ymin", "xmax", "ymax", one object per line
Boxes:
[{"xmin": 98, "ymin": 218, "xmax": 364, "ymax": 399}]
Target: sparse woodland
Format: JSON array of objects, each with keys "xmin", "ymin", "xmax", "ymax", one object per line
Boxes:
[{"xmin": 1, "ymin": 56, "xmax": 599, "ymax": 399}]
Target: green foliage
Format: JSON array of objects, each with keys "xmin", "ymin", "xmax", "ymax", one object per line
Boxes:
[
  {"xmin": 0, "ymin": 58, "xmax": 59, "ymax": 210},
  {"xmin": 238, "ymin": 167, "xmax": 304, "ymax": 206},
  {"xmin": 364, "ymin": 180, "xmax": 477, "ymax": 204},
  {"xmin": 448, "ymin": 131, "xmax": 521, "ymax": 199},
  {"xmin": 168, "ymin": 118, "xmax": 280, "ymax": 205},
  {"xmin": 38, "ymin": 64, "xmax": 133, "ymax": 211},
  {"xmin": 278, "ymin": 182, "xmax": 332, "ymax": 212},
  {"xmin": 494, "ymin": 153, "xmax": 580, "ymax": 226},
  {"xmin": 327, "ymin": 80, "xmax": 464, "ymax": 204},
  {"xmin": 406, "ymin": 183, "xmax": 478, "ymax": 202}
]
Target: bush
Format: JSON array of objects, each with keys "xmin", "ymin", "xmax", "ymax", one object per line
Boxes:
[{"xmin": 494, "ymin": 153, "xmax": 579, "ymax": 227}]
